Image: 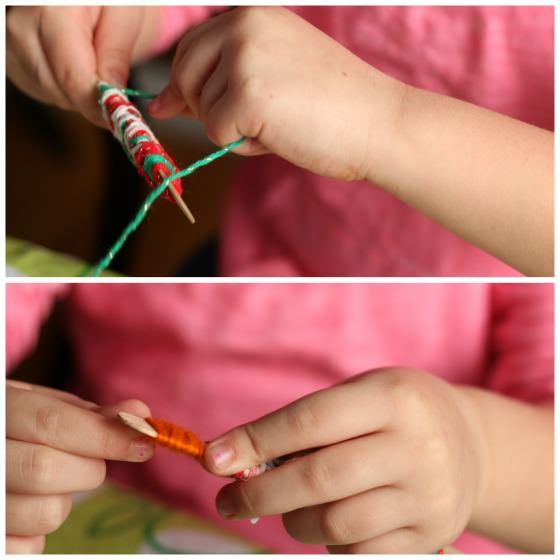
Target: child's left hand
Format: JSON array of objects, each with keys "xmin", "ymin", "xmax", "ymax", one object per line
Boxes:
[
  {"xmin": 149, "ymin": 7, "xmax": 404, "ymax": 182},
  {"xmin": 203, "ymin": 368, "xmax": 487, "ymax": 553}
]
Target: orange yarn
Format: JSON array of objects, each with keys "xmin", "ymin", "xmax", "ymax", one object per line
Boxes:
[{"xmin": 146, "ymin": 417, "xmax": 206, "ymax": 462}]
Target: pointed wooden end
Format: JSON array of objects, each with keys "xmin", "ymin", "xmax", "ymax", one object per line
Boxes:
[{"xmin": 117, "ymin": 412, "xmax": 158, "ymax": 438}]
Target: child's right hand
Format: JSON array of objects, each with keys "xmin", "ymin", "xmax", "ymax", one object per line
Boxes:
[
  {"xmin": 6, "ymin": 6, "xmax": 160, "ymax": 126},
  {"xmin": 6, "ymin": 380, "xmax": 154, "ymax": 554}
]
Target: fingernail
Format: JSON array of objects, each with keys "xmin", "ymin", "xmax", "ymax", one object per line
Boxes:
[
  {"xmin": 129, "ymin": 439, "xmax": 154, "ymax": 461},
  {"xmin": 216, "ymin": 492, "xmax": 234, "ymax": 518},
  {"xmin": 208, "ymin": 443, "xmax": 234, "ymax": 471},
  {"xmin": 6, "ymin": 379, "xmax": 32, "ymax": 390}
]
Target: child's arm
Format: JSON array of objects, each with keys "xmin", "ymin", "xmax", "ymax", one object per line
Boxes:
[
  {"xmin": 151, "ymin": 7, "xmax": 553, "ymax": 276},
  {"xmin": 370, "ymin": 87, "xmax": 553, "ymax": 276},
  {"xmin": 462, "ymin": 388, "xmax": 553, "ymax": 552},
  {"xmin": 202, "ymin": 369, "xmax": 553, "ymax": 553}
]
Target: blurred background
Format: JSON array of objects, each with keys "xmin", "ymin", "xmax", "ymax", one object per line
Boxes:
[{"xmin": 7, "ymin": 51, "xmax": 241, "ymax": 277}]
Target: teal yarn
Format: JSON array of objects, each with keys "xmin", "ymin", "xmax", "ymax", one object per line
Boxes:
[
  {"xmin": 82, "ymin": 136, "xmax": 245, "ymax": 277},
  {"xmin": 120, "ymin": 88, "xmax": 156, "ymax": 100}
]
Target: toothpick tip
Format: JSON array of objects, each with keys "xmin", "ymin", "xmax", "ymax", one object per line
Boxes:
[{"xmin": 117, "ymin": 412, "xmax": 158, "ymax": 438}]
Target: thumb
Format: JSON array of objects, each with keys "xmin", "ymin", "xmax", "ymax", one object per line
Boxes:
[
  {"xmin": 148, "ymin": 82, "xmax": 188, "ymax": 119},
  {"xmin": 94, "ymin": 6, "xmax": 143, "ymax": 87}
]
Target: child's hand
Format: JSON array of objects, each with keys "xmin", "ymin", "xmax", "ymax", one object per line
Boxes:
[
  {"xmin": 6, "ymin": 6, "xmax": 159, "ymax": 126},
  {"xmin": 203, "ymin": 368, "xmax": 486, "ymax": 553},
  {"xmin": 6, "ymin": 380, "xmax": 154, "ymax": 553},
  {"xmin": 150, "ymin": 7, "xmax": 404, "ymax": 182}
]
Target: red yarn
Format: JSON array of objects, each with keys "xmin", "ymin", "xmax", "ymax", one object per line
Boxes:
[{"xmin": 101, "ymin": 89, "xmax": 183, "ymax": 201}]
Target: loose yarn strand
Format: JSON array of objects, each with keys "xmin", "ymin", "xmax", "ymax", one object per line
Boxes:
[
  {"xmin": 120, "ymin": 88, "xmax": 156, "ymax": 100},
  {"xmin": 81, "ymin": 137, "xmax": 244, "ymax": 277}
]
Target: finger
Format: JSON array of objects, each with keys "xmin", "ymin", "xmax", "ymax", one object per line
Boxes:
[
  {"xmin": 328, "ymin": 527, "xmax": 429, "ymax": 554},
  {"xmin": 97, "ymin": 398, "xmax": 152, "ymax": 421},
  {"xmin": 214, "ymin": 433, "xmax": 404, "ymax": 518},
  {"xmin": 170, "ymin": 11, "xmax": 226, "ymax": 69},
  {"xmin": 38, "ymin": 7, "xmax": 101, "ymax": 123},
  {"xmin": 6, "ymin": 493, "xmax": 72, "ymax": 536},
  {"xmin": 148, "ymin": 82, "xmax": 188, "ymax": 120},
  {"xmin": 283, "ymin": 486, "xmax": 417, "ymax": 545},
  {"xmin": 199, "ymin": 55, "xmax": 229, "ymax": 120},
  {"xmin": 7, "ymin": 440, "xmax": 106, "ymax": 494},
  {"xmin": 151, "ymin": 20, "xmax": 224, "ymax": 119},
  {"xmin": 204, "ymin": 91, "xmax": 269, "ymax": 156},
  {"xmin": 94, "ymin": 6, "xmax": 143, "ymax": 87},
  {"xmin": 6, "ymin": 9, "xmax": 72, "ymax": 109},
  {"xmin": 6, "ymin": 388, "xmax": 154, "ymax": 461},
  {"xmin": 204, "ymin": 375, "xmax": 392, "ymax": 475},
  {"xmin": 6, "ymin": 380, "xmax": 99, "ymax": 410},
  {"xmin": 6, "ymin": 535, "xmax": 45, "ymax": 554}
]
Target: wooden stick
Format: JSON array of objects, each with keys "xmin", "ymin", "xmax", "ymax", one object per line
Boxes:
[
  {"xmin": 118, "ymin": 412, "xmax": 158, "ymax": 438},
  {"xmin": 159, "ymin": 171, "xmax": 196, "ymax": 224},
  {"xmin": 169, "ymin": 185, "xmax": 196, "ymax": 224}
]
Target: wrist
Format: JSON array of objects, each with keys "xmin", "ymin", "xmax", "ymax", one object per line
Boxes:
[
  {"xmin": 361, "ymin": 70, "xmax": 411, "ymax": 186},
  {"xmin": 454, "ymin": 386, "xmax": 493, "ymax": 532}
]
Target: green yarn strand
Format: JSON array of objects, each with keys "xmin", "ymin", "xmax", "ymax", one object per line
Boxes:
[
  {"xmin": 120, "ymin": 88, "xmax": 156, "ymax": 100},
  {"xmin": 82, "ymin": 136, "xmax": 245, "ymax": 277}
]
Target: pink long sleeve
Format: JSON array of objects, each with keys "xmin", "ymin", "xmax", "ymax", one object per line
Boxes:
[{"xmin": 6, "ymin": 284, "xmax": 69, "ymax": 372}]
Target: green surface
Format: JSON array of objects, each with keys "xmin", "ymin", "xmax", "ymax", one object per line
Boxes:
[
  {"xmin": 6, "ymin": 237, "xmax": 119, "ymax": 277},
  {"xmin": 45, "ymin": 483, "xmax": 266, "ymax": 554}
]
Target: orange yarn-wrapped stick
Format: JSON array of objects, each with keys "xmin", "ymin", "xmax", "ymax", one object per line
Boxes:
[{"xmin": 146, "ymin": 417, "xmax": 206, "ymax": 462}]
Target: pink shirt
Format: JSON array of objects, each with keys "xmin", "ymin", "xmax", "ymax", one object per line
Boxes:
[
  {"xmin": 154, "ymin": 6, "xmax": 553, "ymax": 277},
  {"xmin": 6, "ymin": 282, "xmax": 554, "ymax": 553}
]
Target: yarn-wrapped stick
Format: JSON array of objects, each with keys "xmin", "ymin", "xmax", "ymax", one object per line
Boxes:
[
  {"xmin": 98, "ymin": 81, "xmax": 194, "ymax": 223},
  {"xmin": 117, "ymin": 412, "xmax": 281, "ymax": 480}
]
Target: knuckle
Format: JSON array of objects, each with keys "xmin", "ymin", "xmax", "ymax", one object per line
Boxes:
[
  {"xmin": 36, "ymin": 495, "xmax": 72, "ymax": 534},
  {"xmin": 232, "ymin": 6, "xmax": 268, "ymax": 28},
  {"xmin": 300, "ymin": 458, "xmax": 332, "ymax": 498},
  {"xmin": 57, "ymin": 66, "xmax": 81, "ymax": 97},
  {"xmin": 235, "ymin": 76, "xmax": 265, "ymax": 108},
  {"xmin": 34, "ymin": 404, "xmax": 62, "ymax": 443},
  {"xmin": 240, "ymin": 423, "xmax": 267, "ymax": 463},
  {"xmin": 96, "ymin": 431, "xmax": 119, "ymax": 458},
  {"xmin": 285, "ymin": 401, "xmax": 321, "ymax": 443},
  {"xmin": 319, "ymin": 506, "xmax": 353, "ymax": 544},
  {"xmin": 27, "ymin": 446, "xmax": 56, "ymax": 490},
  {"xmin": 421, "ymin": 432, "xmax": 449, "ymax": 467},
  {"xmin": 387, "ymin": 375, "xmax": 424, "ymax": 414}
]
